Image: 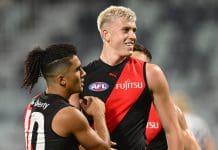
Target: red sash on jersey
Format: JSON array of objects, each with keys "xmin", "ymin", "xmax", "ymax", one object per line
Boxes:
[
  {"xmin": 145, "ymin": 103, "xmax": 163, "ymax": 144},
  {"xmin": 105, "ymin": 58, "xmax": 145, "ymax": 133}
]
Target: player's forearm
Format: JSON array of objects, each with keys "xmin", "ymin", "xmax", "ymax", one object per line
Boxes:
[
  {"xmin": 166, "ymin": 132, "xmax": 184, "ymax": 150},
  {"xmin": 185, "ymin": 130, "xmax": 201, "ymax": 150},
  {"xmin": 93, "ymin": 115, "xmax": 111, "ymax": 147}
]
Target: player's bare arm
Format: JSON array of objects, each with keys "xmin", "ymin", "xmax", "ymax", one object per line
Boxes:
[
  {"xmin": 146, "ymin": 63, "xmax": 184, "ymax": 150},
  {"xmin": 176, "ymin": 107, "xmax": 201, "ymax": 150},
  {"xmin": 52, "ymin": 106, "xmax": 110, "ymax": 150}
]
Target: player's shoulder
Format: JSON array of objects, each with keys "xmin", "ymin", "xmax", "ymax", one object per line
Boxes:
[
  {"xmin": 56, "ymin": 106, "xmax": 88, "ymax": 126},
  {"xmin": 54, "ymin": 106, "xmax": 89, "ymax": 133},
  {"xmin": 146, "ymin": 63, "xmax": 168, "ymax": 90},
  {"xmin": 83, "ymin": 59, "xmax": 101, "ymax": 73},
  {"xmin": 146, "ymin": 63, "xmax": 163, "ymax": 77}
]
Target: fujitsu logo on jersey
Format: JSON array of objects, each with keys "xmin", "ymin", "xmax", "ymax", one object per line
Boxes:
[
  {"xmin": 115, "ymin": 79, "xmax": 143, "ymax": 90},
  {"xmin": 88, "ymin": 82, "xmax": 109, "ymax": 92},
  {"xmin": 146, "ymin": 122, "xmax": 159, "ymax": 129}
]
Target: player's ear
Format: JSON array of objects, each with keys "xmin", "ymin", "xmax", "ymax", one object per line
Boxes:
[
  {"xmin": 102, "ymin": 29, "xmax": 110, "ymax": 42},
  {"xmin": 57, "ymin": 75, "xmax": 66, "ymax": 86}
]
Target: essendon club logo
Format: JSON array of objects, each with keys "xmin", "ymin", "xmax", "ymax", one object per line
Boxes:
[{"xmin": 88, "ymin": 82, "xmax": 109, "ymax": 92}]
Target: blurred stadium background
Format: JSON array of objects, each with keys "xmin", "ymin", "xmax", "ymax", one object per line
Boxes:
[{"xmin": 0, "ymin": 0, "xmax": 217, "ymax": 149}]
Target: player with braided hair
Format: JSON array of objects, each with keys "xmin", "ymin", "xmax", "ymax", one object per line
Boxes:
[{"xmin": 22, "ymin": 43, "xmax": 111, "ymax": 150}]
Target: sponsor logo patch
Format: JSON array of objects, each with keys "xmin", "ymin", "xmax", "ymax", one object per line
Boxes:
[
  {"xmin": 115, "ymin": 79, "xmax": 143, "ymax": 90},
  {"xmin": 88, "ymin": 82, "xmax": 109, "ymax": 92}
]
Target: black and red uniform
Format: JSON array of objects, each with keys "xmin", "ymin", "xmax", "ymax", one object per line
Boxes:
[
  {"xmin": 82, "ymin": 57, "xmax": 153, "ymax": 150},
  {"xmin": 24, "ymin": 93, "xmax": 79, "ymax": 150},
  {"xmin": 145, "ymin": 103, "xmax": 167, "ymax": 150}
]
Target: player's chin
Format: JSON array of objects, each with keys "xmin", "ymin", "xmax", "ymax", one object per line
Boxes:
[
  {"xmin": 128, "ymin": 48, "xmax": 134, "ymax": 54},
  {"xmin": 124, "ymin": 52, "xmax": 133, "ymax": 57},
  {"xmin": 127, "ymin": 45, "xmax": 134, "ymax": 51},
  {"xmin": 79, "ymin": 86, "xmax": 84, "ymax": 93},
  {"xmin": 73, "ymin": 87, "xmax": 83, "ymax": 94},
  {"xmin": 129, "ymin": 51, "xmax": 133, "ymax": 56}
]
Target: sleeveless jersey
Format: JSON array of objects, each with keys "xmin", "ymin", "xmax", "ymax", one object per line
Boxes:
[
  {"xmin": 82, "ymin": 57, "xmax": 152, "ymax": 150},
  {"xmin": 145, "ymin": 103, "xmax": 167, "ymax": 150},
  {"xmin": 24, "ymin": 93, "xmax": 79, "ymax": 150},
  {"xmin": 146, "ymin": 103, "xmax": 163, "ymax": 143}
]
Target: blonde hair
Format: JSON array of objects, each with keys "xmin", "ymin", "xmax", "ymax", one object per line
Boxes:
[{"xmin": 97, "ymin": 5, "xmax": 136, "ymax": 33}]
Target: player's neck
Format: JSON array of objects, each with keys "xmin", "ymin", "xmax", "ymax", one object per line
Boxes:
[
  {"xmin": 100, "ymin": 52, "xmax": 126, "ymax": 66},
  {"xmin": 46, "ymin": 87, "xmax": 70, "ymax": 101},
  {"xmin": 100, "ymin": 47, "xmax": 127, "ymax": 66}
]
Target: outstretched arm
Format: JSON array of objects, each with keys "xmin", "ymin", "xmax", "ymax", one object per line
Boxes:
[{"xmin": 146, "ymin": 63, "xmax": 183, "ymax": 150}]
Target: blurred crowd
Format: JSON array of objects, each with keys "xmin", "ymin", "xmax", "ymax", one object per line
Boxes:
[{"xmin": 0, "ymin": 0, "xmax": 217, "ymax": 149}]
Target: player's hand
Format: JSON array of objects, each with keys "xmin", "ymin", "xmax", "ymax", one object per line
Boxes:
[{"xmin": 80, "ymin": 96, "xmax": 105, "ymax": 118}]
